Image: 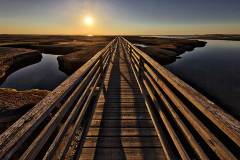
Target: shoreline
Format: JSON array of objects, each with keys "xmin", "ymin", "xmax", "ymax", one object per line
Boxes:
[
  {"xmin": 125, "ymin": 36, "xmax": 206, "ymax": 65},
  {"xmin": 0, "ymin": 47, "xmax": 42, "ymax": 82}
]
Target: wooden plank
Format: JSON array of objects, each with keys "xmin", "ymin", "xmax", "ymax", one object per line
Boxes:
[
  {"xmin": 95, "ymin": 103, "xmax": 146, "ymax": 108},
  {"xmin": 78, "ymin": 40, "xmax": 166, "ymax": 159},
  {"xmin": 102, "ymin": 87, "xmax": 140, "ymax": 90},
  {"xmin": 104, "ymin": 77, "xmax": 136, "ymax": 82},
  {"xmin": 102, "ymin": 85, "xmax": 140, "ymax": 89},
  {"xmin": 83, "ymin": 137, "xmax": 161, "ymax": 147},
  {"xmin": 92, "ymin": 112, "xmax": 150, "ymax": 120},
  {"xmin": 104, "ymin": 78, "xmax": 137, "ymax": 81},
  {"xmin": 103, "ymin": 81, "xmax": 138, "ymax": 84},
  {"xmin": 103, "ymin": 83, "xmax": 139, "ymax": 87},
  {"xmin": 87, "ymin": 128, "xmax": 157, "ymax": 136},
  {"xmin": 99, "ymin": 95, "xmax": 143, "ymax": 99},
  {"xmin": 90, "ymin": 119, "xmax": 154, "ymax": 128},
  {"xmin": 99, "ymin": 93, "xmax": 142, "ymax": 96},
  {"xmin": 97, "ymin": 98, "xmax": 145, "ymax": 103},
  {"xmin": 103, "ymin": 82, "xmax": 137, "ymax": 88},
  {"xmin": 105, "ymin": 72, "xmax": 134, "ymax": 75},
  {"xmin": 102, "ymin": 86, "xmax": 139, "ymax": 89},
  {"xmin": 95, "ymin": 107, "xmax": 147, "ymax": 113},
  {"xmin": 101, "ymin": 90, "xmax": 142, "ymax": 95},
  {"xmin": 121, "ymin": 40, "xmax": 176, "ymax": 159},
  {"xmin": 103, "ymin": 82, "xmax": 137, "ymax": 85},
  {"xmin": 96, "ymin": 105, "xmax": 146, "ymax": 109},
  {"xmin": 79, "ymin": 148, "xmax": 165, "ymax": 160},
  {"xmin": 104, "ymin": 74, "xmax": 135, "ymax": 77},
  {"xmin": 97, "ymin": 102, "xmax": 146, "ymax": 106},
  {"xmin": 104, "ymin": 79, "xmax": 136, "ymax": 82}
]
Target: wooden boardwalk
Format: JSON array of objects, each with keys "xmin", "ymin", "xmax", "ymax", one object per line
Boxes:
[
  {"xmin": 79, "ymin": 42, "xmax": 165, "ymax": 159},
  {"xmin": 0, "ymin": 37, "xmax": 240, "ymax": 160}
]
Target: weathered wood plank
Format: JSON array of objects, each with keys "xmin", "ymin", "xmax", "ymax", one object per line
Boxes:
[
  {"xmin": 103, "ymin": 84, "xmax": 138, "ymax": 87},
  {"xmin": 79, "ymin": 148, "xmax": 165, "ymax": 160},
  {"xmin": 95, "ymin": 107, "xmax": 147, "ymax": 113},
  {"xmin": 102, "ymin": 87, "xmax": 141, "ymax": 91},
  {"xmin": 99, "ymin": 95, "xmax": 143, "ymax": 99},
  {"xmin": 104, "ymin": 77, "xmax": 136, "ymax": 82},
  {"xmin": 79, "ymin": 39, "xmax": 166, "ymax": 159},
  {"xmin": 87, "ymin": 128, "xmax": 157, "ymax": 136},
  {"xmin": 96, "ymin": 103, "xmax": 146, "ymax": 108},
  {"xmin": 101, "ymin": 90, "xmax": 142, "ymax": 95},
  {"xmin": 92, "ymin": 112, "xmax": 150, "ymax": 120},
  {"xmin": 90, "ymin": 119, "xmax": 154, "ymax": 128},
  {"xmin": 121, "ymin": 40, "xmax": 176, "ymax": 159},
  {"xmin": 97, "ymin": 98, "xmax": 145, "ymax": 103},
  {"xmin": 83, "ymin": 137, "xmax": 161, "ymax": 147}
]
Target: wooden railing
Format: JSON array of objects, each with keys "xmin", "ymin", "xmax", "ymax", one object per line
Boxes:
[
  {"xmin": 0, "ymin": 38, "xmax": 118, "ymax": 160},
  {"xmin": 1, "ymin": 36, "xmax": 239, "ymax": 160},
  {"xmin": 121, "ymin": 37, "xmax": 240, "ymax": 160}
]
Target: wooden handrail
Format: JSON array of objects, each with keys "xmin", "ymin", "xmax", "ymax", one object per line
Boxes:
[
  {"xmin": 121, "ymin": 36, "xmax": 240, "ymax": 159},
  {"xmin": 120, "ymin": 40, "xmax": 176, "ymax": 159},
  {"xmin": 0, "ymin": 38, "xmax": 117, "ymax": 160},
  {"xmin": 0, "ymin": 36, "xmax": 239, "ymax": 159},
  {"xmin": 143, "ymin": 69, "xmax": 208, "ymax": 159}
]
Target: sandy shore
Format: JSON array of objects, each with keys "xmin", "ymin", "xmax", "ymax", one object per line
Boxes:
[{"xmin": 0, "ymin": 88, "xmax": 49, "ymax": 133}]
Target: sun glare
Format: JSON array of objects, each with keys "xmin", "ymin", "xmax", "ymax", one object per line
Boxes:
[{"xmin": 84, "ymin": 16, "xmax": 94, "ymax": 26}]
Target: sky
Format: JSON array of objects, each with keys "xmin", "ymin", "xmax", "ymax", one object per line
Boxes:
[{"xmin": 0, "ymin": 0, "xmax": 240, "ymax": 35}]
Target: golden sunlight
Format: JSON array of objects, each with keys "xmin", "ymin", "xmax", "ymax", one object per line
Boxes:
[{"xmin": 83, "ymin": 16, "xmax": 94, "ymax": 27}]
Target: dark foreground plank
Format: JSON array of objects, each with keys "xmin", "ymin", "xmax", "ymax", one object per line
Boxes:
[{"xmin": 80, "ymin": 148, "xmax": 165, "ymax": 160}]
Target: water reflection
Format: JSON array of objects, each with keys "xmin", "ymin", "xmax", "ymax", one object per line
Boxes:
[
  {"xmin": 166, "ymin": 40, "xmax": 240, "ymax": 119},
  {"xmin": 0, "ymin": 53, "xmax": 67, "ymax": 91}
]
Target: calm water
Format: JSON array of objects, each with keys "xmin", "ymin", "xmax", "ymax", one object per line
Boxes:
[
  {"xmin": 166, "ymin": 40, "xmax": 240, "ymax": 119},
  {"xmin": 0, "ymin": 53, "xmax": 67, "ymax": 90}
]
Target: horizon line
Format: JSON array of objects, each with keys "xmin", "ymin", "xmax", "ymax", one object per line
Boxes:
[{"xmin": 1, "ymin": 33, "xmax": 240, "ymax": 36}]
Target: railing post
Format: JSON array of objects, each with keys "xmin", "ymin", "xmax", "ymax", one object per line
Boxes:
[
  {"xmin": 129, "ymin": 45, "xmax": 133, "ymax": 58},
  {"xmin": 99, "ymin": 54, "xmax": 104, "ymax": 78},
  {"xmin": 138, "ymin": 57, "xmax": 144, "ymax": 80},
  {"xmin": 129, "ymin": 45, "xmax": 132, "ymax": 55},
  {"xmin": 109, "ymin": 44, "xmax": 112, "ymax": 53},
  {"xmin": 111, "ymin": 43, "xmax": 114, "ymax": 53}
]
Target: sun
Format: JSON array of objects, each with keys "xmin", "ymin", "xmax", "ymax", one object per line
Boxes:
[{"xmin": 84, "ymin": 16, "xmax": 94, "ymax": 26}]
